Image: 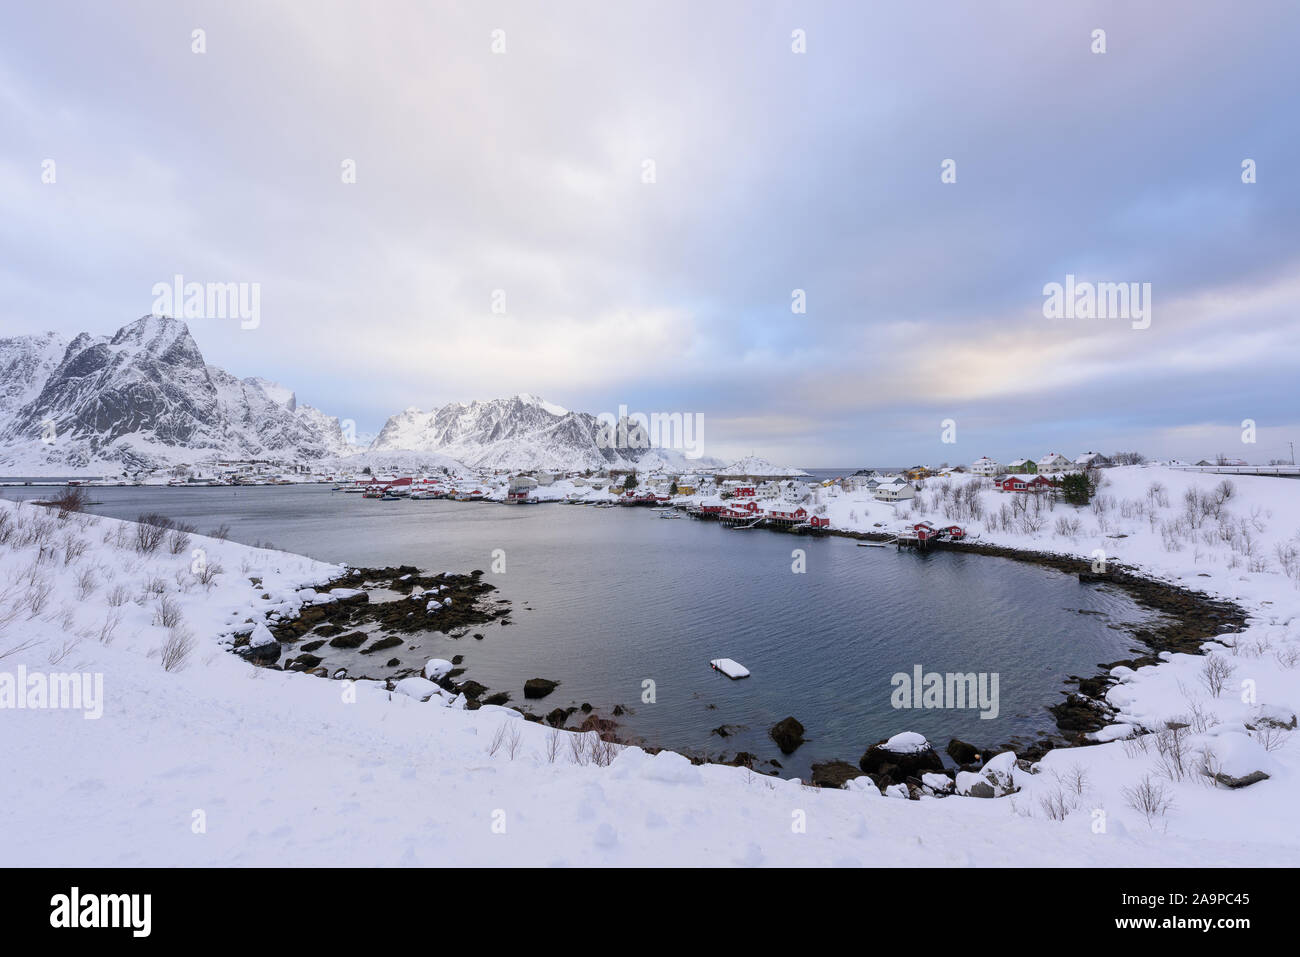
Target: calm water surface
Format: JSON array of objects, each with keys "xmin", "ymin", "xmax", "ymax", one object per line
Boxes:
[{"xmin": 4, "ymin": 484, "xmax": 1153, "ymax": 775}]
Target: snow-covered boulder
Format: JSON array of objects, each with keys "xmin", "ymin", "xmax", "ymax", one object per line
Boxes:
[
  {"xmin": 858, "ymin": 732, "xmax": 943, "ymax": 780},
  {"xmin": 393, "ymin": 676, "xmax": 440, "ymax": 701},
  {"xmin": 955, "ymin": 751, "xmax": 1019, "ymax": 797},
  {"xmin": 423, "ymin": 658, "xmax": 454, "ymax": 680}
]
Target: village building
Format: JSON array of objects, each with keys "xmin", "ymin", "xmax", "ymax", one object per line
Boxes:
[
  {"xmin": 1074, "ymin": 451, "xmax": 1111, "ymax": 469},
  {"xmin": 873, "ymin": 480, "xmax": 916, "ymax": 502},
  {"xmin": 994, "ymin": 474, "xmax": 1055, "ymax": 493},
  {"xmin": 1006, "ymin": 458, "xmax": 1037, "ymax": 474},
  {"xmin": 971, "ymin": 456, "xmax": 1002, "ymax": 476},
  {"xmin": 1036, "ymin": 452, "xmax": 1072, "ymax": 474}
]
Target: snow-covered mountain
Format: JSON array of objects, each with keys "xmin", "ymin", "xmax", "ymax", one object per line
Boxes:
[
  {"xmin": 369, "ymin": 394, "xmax": 721, "ymax": 471},
  {"xmin": 715, "ymin": 455, "xmax": 810, "ymax": 477},
  {"xmin": 0, "ymin": 317, "xmax": 354, "ymax": 473},
  {"xmin": 0, "ymin": 330, "xmax": 68, "ymax": 422},
  {"xmin": 0, "ymin": 319, "xmax": 736, "ymax": 475}
]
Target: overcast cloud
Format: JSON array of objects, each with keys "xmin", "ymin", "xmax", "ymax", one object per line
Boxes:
[{"xmin": 2, "ymin": 1, "xmax": 1297, "ymax": 466}]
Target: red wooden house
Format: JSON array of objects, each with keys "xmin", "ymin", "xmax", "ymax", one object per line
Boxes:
[{"xmin": 994, "ymin": 475, "xmax": 1053, "ymax": 493}]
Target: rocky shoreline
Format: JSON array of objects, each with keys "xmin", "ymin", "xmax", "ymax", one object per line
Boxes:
[
  {"xmin": 228, "ymin": 564, "xmax": 629, "ymax": 743},
  {"xmin": 775, "ymin": 528, "xmax": 1251, "ymax": 796},
  {"xmin": 228, "ymin": 527, "xmax": 1249, "ymax": 799}
]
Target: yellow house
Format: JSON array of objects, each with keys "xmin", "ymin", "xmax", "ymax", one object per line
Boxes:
[{"xmin": 904, "ymin": 465, "xmax": 931, "ymax": 481}]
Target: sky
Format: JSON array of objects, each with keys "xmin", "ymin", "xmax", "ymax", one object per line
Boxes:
[{"xmin": 2, "ymin": 0, "xmax": 1298, "ymax": 468}]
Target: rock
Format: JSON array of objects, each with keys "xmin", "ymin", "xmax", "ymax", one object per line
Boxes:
[
  {"xmin": 422, "ymin": 658, "xmax": 454, "ymax": 680},
  {"xmin": 921, "ymin": 772, "xmax": 955, "ymax": 795},
  {"xmin": 945, "ymin": 738, "xmax": 980, "ymax": 765},
  {"xmin": 769, "ymin": 716, "xmax": 806, "ymax": 755},
  {"xmin": 1211, "ymin": 770, "xmax": 1270, "ymax": 789},
  {"xmin": 524, "ymin": 678, "xmax": 559, "ymax": 699},
  {"xmin": 243, "ymin": 641, "xmax": 280, "ymax": 664},
  {"xmin": 612, "ymin": 704, "xmax": 626, "ymax": 716},
  {"xmin": 360, "ymin": 635, "xmax": 403, "ymax": 655},
  {"xmin": 810, "ymin": 760, "xmax": 865, "ymax": 789},
  {"xmin": 457, "ymin": 680, "xmax": 488, "ymax": 700},
  {"xmin": 299, "ymin": 639, "xmax": 326, "ymax": 652},
  {"xmin": 545, "ymin": 707, "xmax": 574, "ymax": 727},
  {"xmin": 580, "ymin": 702, "xmax": 593, "ymax": 713},
  {"xmin": 386, "ymin": 657, "xmax": 401, "ymax": 667},
  {"xmin": 286, "ymin": 653, "xmax": 323, "ymax": 671},
  {"xmin": 859, "ymin": 733, "xmax": 943, "ymax": 778},
  {"xmin": 955, "ymin": 751, "xmax": 1019, "ymax": 798},
  {"xmin": 482, "ymin": 692, "xmax": 511, "ymax": 706},
  {"xmin": 328, "ymin": 630, "xmax": 368, "ymax": 649}
]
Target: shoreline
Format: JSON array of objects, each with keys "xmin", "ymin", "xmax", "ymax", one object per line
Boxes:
[{"xmin": 244, "ymin": 504, "xmax": 1250, "ymax": 794}]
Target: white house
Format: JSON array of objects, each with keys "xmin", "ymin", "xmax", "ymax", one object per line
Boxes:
[
  {"xmin": 873, "ymin": 481, "xmax": 916, "ymax": 502},
  {"xmin": 971, "ymin": 456, "xmax": 1002, "ymax": 476},
  {"xmin": 1074, "ymin": 451, "xmax": 1111, "ymax": 468},
  {"xmin": 1036, "ymin": 452, "xmax": 1072, "ymax": 474}
]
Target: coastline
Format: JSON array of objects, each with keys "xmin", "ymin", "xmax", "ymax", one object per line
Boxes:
[{"xmin": 241, "ymin": 497, "xmax": 1252, "ymax": 794}]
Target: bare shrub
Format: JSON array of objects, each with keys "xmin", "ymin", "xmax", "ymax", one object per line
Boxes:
[
  {"xmin": 62, "ymin": 534, "xmax": 89, "ymax": 566},
  {"xmin": 26, "ymin": 578, "xmax": 54, "ymax": 617},
  {"xmin": 97, "ymin": 611, "xmax": 121, "ymax": 645},
  {"xmin": 76, "ymin": 567, "xmax": 98, "ymax": 600},
  {"xmin": 208, "ymin": 523, "xmax": 232, "ymax": 541},
  {"xmin": 48, "ymin": 486, "xmax": 88, "ymax": 515},
  {"xmin": 568, "ymin": 730, "xmax": 591, "ymax": 766},
  {"xmin": 504, "ymin": 721, "xmax": 522, "ymax": 759},
  {"xmin": 167, "ymin": 522, "xmax": 196, "ymax": 556},
  {"xmin": 153, "ymin": 595, "xmax": 184, "ymax": 629},
  {"xmin": 1251, "ymin": 724, "xmax": 1292, "ymax": 753},
  {"xmin": 195, "ymin": 560, "xmax": 224, "ymax": 590},
  {"xmin": 1037, "ymin": 786, "xmax": 1077, "ymax": 821},
  {"xmin": 46, "ymin": 635, "xmax": 81, "ymax": 666},
  {"xmin": 134, "ymin": 513, "xmax": 172, "ymax": 554},
  {"xmin": 1121, "ymin": 733, "xmax": 1151, "ymax": 758},
  {"xmin": 1153, "ymin": 724, "xmax": 1191, "ymax": 781},
  {"xmin": 1275, "ymin": 646, "xmax": 1300, "ymax": 670},
  {"xmin": 1122, "ymin": 774, "xmax": 1175, "ymax": 827},
  {"xmin": 545, "ymin": 726, "xmax": 563, "ymax": 764},
  {"xmin": 1054, "ymin": 515, "xmax": 1082, "ymax": 537},
  {"xmin": 160, "ymin": 625, "xmax": 196, "ymax": 672},
  {"xmin": 106, "ymin": 584, "xmax": 130, "ymax": 607},
  {"xmin": 1198, "ymin": 654, "xmax": 1236, "ymax": 698}
]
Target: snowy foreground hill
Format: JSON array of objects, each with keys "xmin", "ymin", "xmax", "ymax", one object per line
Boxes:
[{"xmin": 1, "ymin": 467, "xmax": 1298, "ymax": 866}]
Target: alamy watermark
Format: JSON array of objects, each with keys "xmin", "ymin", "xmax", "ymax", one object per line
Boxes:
[
  {"xmin": 151, "ymin": 273, "xmax": 260, "ymax": 329},
  {"xmin": 0, "ymin": 667, "xmax": 104, "ymax": 719},
  {"xmin": 891, "ymin": 664, "xmax": 999, "ymax": 719},
  {"xmin": 594, "ymin": 404, "xmax": 705, "ymax": 459},
  {"xmin": 1043, "ymin": 274, "xmax": 1150, "ymax": 330},
  {"xmin": 50, "ymin": 887, "xmax": 150, "ymax": 937}
]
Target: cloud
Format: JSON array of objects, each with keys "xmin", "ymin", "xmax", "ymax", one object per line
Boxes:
[{"xmin": 2, "ymin": 0, "xmax": 1298, "ymax": 466}]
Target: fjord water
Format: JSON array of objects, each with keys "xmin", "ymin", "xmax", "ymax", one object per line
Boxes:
[{"xmin": 13, "ymin": 485, "xmax": 1151, "ymax": 775}]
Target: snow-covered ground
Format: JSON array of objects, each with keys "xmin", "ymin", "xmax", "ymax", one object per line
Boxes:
[{"xmin": 1, "ymin": 466, "xmax": 1298, "ymax": 866}]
